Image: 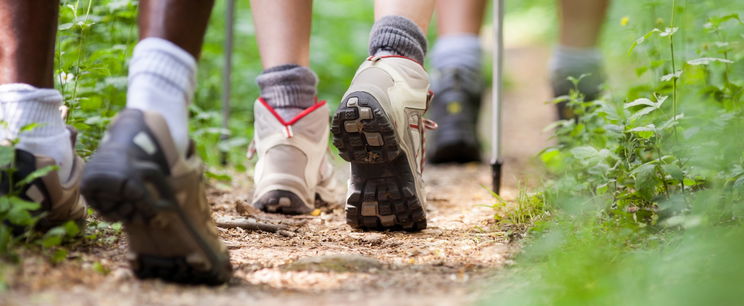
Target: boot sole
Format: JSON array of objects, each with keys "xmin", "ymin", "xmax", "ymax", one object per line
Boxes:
[
  {"xmin": 253, "ymin": 190, "xmax": 313, "ymax": 215},
  {"xmin": 81, "ymin": 149, "xmax": 231, "ymax": 285},
  {"xmin": 331, "ymin": 91, "xmax": 427, "ymax": 232}
]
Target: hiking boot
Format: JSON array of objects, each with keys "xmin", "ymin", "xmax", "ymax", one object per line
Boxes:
[
  {"xmin": 81, "ymin": 109, "xmax": 232, "ymax": 285},
  {"xmin": 331, "ymin": 55, "xmax": 432, "ymax": 231},
  {"xmin": 427, "ymin": 68, "xmax": 482, "ymax": 164},
  {"xmin": 251, "ymin": 98, "xmax": 340, "ymax": 214},
  {"xmin": 1, "ymin": 128, "xmax": 87, "ymax": 233}
]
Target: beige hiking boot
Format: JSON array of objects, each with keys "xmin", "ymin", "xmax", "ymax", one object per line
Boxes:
[
  {"xmin": 331, "ymin": 55, "xmax": 434, "ymax": 231},
  {"xmin": 81, "ymin": 109, "xmax": 232, "ymax": 285},
  {"xmin": 251, "ymin": 98, "xmax": 340, "ymax": 214},
  {"xmin": 1, "ymin": 128, "xmax": 87, "ymax": 233}
]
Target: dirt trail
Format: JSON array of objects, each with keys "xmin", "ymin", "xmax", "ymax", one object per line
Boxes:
[{"xmin": 2, "ymin": 46, "xmax": 555, "ymax": 306}]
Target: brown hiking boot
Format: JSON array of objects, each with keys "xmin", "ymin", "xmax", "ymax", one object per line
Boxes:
[
  {"xmin": 1, "ymin": 128, "xmax": 87, "ymax": 233},
  {"xmin": 81, "ymin": 109, "xmax": 232, "ymax": 285}
]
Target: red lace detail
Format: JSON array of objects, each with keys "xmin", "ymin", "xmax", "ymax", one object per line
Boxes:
[
  {"xmin": 409, "ymin": 118, "xmax": 438, "ymax": 173},
  {"xmin": 257, "ymin": 97, "xmax": 326, "ymax": 138},
  {"xmin": 366, "ymin": 55, "xmax": 423, "ymax": 66}
]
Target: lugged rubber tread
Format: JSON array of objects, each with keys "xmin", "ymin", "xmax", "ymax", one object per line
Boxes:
[{"xmin": 331, "ymin": 92, "xmax": 427, "ymax": 231}]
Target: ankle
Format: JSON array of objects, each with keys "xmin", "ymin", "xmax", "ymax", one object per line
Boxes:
[
  {"xmin": 256, "ymin": 65, "xmax": 318, "ymax": 122},
  {"xmin": 369, "ymin": 16, "xmax": 428, "ymax": 64}
]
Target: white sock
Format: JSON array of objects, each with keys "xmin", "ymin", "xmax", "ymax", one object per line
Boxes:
[
  {"xmin": 126, "ymin": 37, "xmax": 196, "ymax": 157},
  {"xmin": 0, "ymin": 84, "xmax": 74, "ymax": 181}
]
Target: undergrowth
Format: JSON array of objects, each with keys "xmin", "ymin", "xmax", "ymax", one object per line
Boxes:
[{"xmin": 485, "ymin": 0, "xmax": 744, "ymax": 305}]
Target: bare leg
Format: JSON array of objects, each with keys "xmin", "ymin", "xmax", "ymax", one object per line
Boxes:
[
  {"xmin": 435, "ymin": 0, "xmax": 486, "ymax": 36},
  {"xmin": 138, "ymin": 0, "xmax": 215, "ymax": 59},
  {"xmin": 0, "ymin": 0, "xmax": 59, "ymax": 88},
  {"xmin": 558, "ymin": 0, "xmax": 610, "ymax": 48},
  {"xmin": 375, "ymin": 0, "xmax": 435, "ymax": 33},
  {"xmin": 552, "ymin": 0, "xmax": 610, "ymax": 116},
  {"xmin": 250, "ymin": 0, "xmax": 312, "ymax": 68}
]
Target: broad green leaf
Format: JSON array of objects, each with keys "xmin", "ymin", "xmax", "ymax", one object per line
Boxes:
[
  {"xmin": 629, "ymin": 107, "xmax": 658, "ymax": 121},
  {"xmin": 7, "ymin": 197, "xmax": 40, "ymax": 226},
  {"xmin": 662, "ymin": 164, "xmax": 684, "ymax": 181},
  {"xmin": 15, "ymin": 165, "xmax": 59, "ymax": 188},
  {"xmin": 659, "ymin": 114, "xmax": 685, "ymax": 130},
  {"xmin": 627, "ymin": 28, "xmax": 660, "ymax": 54},
  {"xmin": 19, "ymin": 123, "xmax": 44, "ymax": 133},
  {"xmin": 625, "ymin": 98, "xmax": 657, "ymax": 108},
  {"xmin": 0, "ymin": 197, "xmax": 9, "ymax": 213},
  {"xmin": 661, "ymin": 70, "xmax": 683, "ymax": 82},
  {"xmin": 570, "ymin": 146, "xmax": 599, "ymax": 161},
  {"xmin": 628, "ymin": 124, "xmax": 657, "ymax": 139},
  {"xmin": 687, "ymin": 57, "xmax": 734, "ymax": 65},
  {"xmin": 632, "ymin": 162, "xmax": 658, "ymax": 198},
  {"xmin": 63, "ymin": 220, "xmax": 80, "ymax": 237},
  {"xmin": 0, "ymin": 146, "xmax": 14, "ymax": 167}
]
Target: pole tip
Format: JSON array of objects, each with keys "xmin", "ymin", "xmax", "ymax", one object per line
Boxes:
[{"xmin": 491, "ymin": 160, "xmax": 503, "ymax": 195}]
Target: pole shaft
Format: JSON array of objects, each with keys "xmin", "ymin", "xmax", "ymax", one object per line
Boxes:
[
  {"xmin": 221, "ymin": 0, "xmax": 236, "ymax": 165},
  {"xmin": 491, "ymin": 0, "xmax": 504, "ymax": 164}
]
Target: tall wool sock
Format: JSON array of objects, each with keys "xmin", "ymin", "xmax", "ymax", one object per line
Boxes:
[
  {"xmin": 430, "ymin": 34, "xmax": 483, "ymax": 93},
  {"xmin": 549, "ymin": 45, "xmax": 605, "ymax": 98},
  {"xmin": 431, "ymin": 34, "xmax": 482, "ymax": 75},
  {"xmin": 256, "ymin": 65, "xmax": 318, "ymax": 121},
  {"xmin": 0, "ymin": 84, "xmax": 73, "ymax": 181},
  {"xmin": 126, "ymin": 37, "xmax": 196, "ymax": 157},
  {"xmin": 368, "ymin": 16, "xmax": 428, "ymax": 64}
]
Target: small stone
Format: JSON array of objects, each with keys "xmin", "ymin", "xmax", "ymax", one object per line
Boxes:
[
  {"xmin": 109, "ymin": 268, "xmax": 133, "ymax": 283},
  {"xmin": 281, "ymin": 254, "xmax": 383, "ymax": 273}
]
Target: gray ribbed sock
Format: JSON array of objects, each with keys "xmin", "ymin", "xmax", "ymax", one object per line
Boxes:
[
  {"xmin": 369, "ymin": 16, "xmax": 428, "ymax": 63},
  {"xmin": 549, "ymin": 45, "xmax": 605, "ymax": 98},
  {"xmin": 256, "ymin": 65, "xmax": 317, "ymax": 121},
  {"xmin": 432, "ymin": 34, "xmax": 482, "ymax": 73},
  {"xmin": 431, "ymin": 34, "xmax": 483, "ymax": 94}
]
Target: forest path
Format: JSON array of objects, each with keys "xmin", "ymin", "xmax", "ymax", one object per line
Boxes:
[{"xmin": 3, "ymin": 46, "xmax": 555, "ymax": 306}]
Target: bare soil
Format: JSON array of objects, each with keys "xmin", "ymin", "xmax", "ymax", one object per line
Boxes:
[{"xmin": 1, "ymin": 46, "xmax": 555, "ymax": 306}]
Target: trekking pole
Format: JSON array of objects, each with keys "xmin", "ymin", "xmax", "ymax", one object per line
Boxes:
[
  {"xmin": 220, "ymin": 0, "xmax": 236, "ymax": 166},
  {"xmin": 491, "ymin": 0, "xmax": 505, "ymax": 194}
]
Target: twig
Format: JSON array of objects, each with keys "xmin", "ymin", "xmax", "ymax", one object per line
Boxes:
[{"xmin": 217, "ymin": 218, "xmax": 288, "ymax": 233}]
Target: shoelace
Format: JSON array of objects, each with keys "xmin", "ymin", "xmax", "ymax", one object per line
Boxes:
[{"xmin": 409, "ymin": 118, "xmax": 438, "ymax": 173}]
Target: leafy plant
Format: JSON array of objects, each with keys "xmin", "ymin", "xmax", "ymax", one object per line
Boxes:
[{"xmin": 486, "ymin": 0, "xmax": 744, "ymax": 305}]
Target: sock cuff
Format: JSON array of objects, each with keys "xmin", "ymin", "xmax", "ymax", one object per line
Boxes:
[
  {"xmin": 128, "ymin": 38, "xmax": 197, "ymax": 102},
  {"xmin": 369, "ymin": 15, "xmax": 428, "ymax": 63},
  {"xmin": 256, "ymin": 65, "xmax": 318, "ymax": 110},
  {"xmin": 549, "ymin": 45, "xmax": 603, "ymax": 73},
  {"xmin": 0, "ymin": 83, "xmax": 63, "ymax": 105},
  {"xmin": 0, "ymin": 83, "xmax": 66, "ymax": 141},
  {"xmin": 431, "ymin": 34, "xmax": 483, "ymax": 72}
]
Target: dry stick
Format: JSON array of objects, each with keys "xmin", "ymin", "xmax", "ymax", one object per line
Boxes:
[{"xmin": 216, "ymin": 219, "xmax": 296, "ymax": 237}]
